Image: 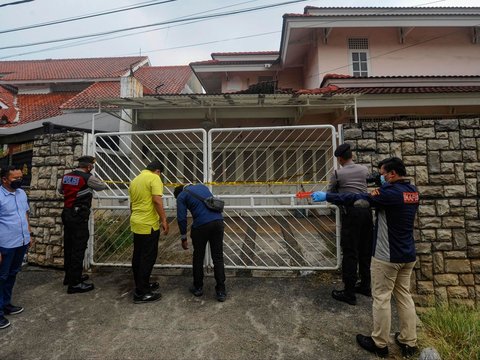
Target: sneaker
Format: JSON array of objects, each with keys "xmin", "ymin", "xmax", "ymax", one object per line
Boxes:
[
  {"xmin": 67, "ymin": 282, "xmax": 94, "ymax": 294},
  {"xmin": 395, "ymin": 332, "xmax": 419, "ymax": 358},
  {"xmin": 0, "ymin": 316, "xmax": 10, "ymax": 329},
  {"xmin": 133, "ymin": 292, "xmax": 162, "ymax": 304},
  {"xmin": 189, "ymin": 286, "xmax": 203, "ymax": 297},
  {"xmin": 216, "ymin": 291, "xmax": 226, "ymax": 302},
  {"xmin": 354, "ymin": 284, "xmax": 372, "ymax": 297},
  {"xmin": 331, "ymin": 289, "xmax": 356, "ymax": 305},
  {"xmin": 356, "ymin": 334, "xmax": 389, "ymax": 358},
  {"xmin": 3, "ymin": 304, "xmax": 24, "ymax": 315},
  {"xmin": 149, "ymin": 282, "xmax": 160, "ymax": 291}
]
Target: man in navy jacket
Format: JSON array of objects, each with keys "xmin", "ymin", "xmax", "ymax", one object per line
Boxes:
[
  {"xmin": 174, "ymin": 184, "xmax": 226, "ymax": 302},
  {"xmin": 312, "ymin": 157, "xmax": 419, "ymax": 358}
]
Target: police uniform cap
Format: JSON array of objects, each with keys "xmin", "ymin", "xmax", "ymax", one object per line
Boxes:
[
  {"xmin": 77, "ymin": 156, "xmax": 96, "ymax": 165},
  {"xmin": 334, "ymin": 143, "xmax": 351, "ymax": 158}
]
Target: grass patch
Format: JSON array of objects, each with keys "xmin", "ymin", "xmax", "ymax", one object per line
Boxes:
[{"xmin": 419, "ymin": 304, "xmax": 480, "ymax": 360}]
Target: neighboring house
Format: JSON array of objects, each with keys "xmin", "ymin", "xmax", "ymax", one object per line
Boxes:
[
  {"xmin": 190, "ymin": 7, "xmax": 480, "ymax": 121},
  {"xmin": 0, "ymin": 57, "xmax": 202, "ymax": 183}
]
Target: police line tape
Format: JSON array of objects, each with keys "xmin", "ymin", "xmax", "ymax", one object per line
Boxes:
[{"xmin": 103, "ymin": 180, "xmax": 329, "ymax": 186}]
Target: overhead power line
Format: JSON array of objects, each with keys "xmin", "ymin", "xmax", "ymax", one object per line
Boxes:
[
  {"xmin": 0, "ymin": 0, "xmax": 34, "ymax": 8},
  {"xmin": 0, "ymin": 0, "xmax": 307, "ymax": 51},
  {"xmin": 0, "ymin": 0, "xmax": 176, "ymax": 35}
]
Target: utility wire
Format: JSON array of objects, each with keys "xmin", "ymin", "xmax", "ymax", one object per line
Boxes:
[
  {"xmin": 0, "ymin": 0, "xmax": 176, "ymax": 35},
  {"xmin": 0, "ymin": 0, "xmax": 267, "ymax": 59},
  {"xmin": 0, "ymin": 0, "xmax": 307, "ymax": 51},
  {"xmin": 0, "ymin": 0, "xmax": 33, "ymax": 8}
]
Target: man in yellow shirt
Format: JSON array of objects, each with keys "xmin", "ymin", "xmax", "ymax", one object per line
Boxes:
[{"xmin": 129, "ymin": 161, "xmax": 169, "ymax": 303}]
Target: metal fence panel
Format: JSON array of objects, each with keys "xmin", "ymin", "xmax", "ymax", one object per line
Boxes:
[{"xmin": 90, "ymin": 126, "xmax": 340, "ymax": 271}]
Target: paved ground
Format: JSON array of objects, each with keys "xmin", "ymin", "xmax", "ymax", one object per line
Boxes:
[{"xmin": 1, "ymin": 266, "xmax": 406, "ymax": 360}]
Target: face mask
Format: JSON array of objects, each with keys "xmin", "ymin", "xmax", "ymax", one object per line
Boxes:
[
  {"xmin": 10, "ymin": 179, "xmax": 23, "ymax": 189},
  {"xmin": 380, "ymin": 175, "xmax": 387, "ymax": 185}
]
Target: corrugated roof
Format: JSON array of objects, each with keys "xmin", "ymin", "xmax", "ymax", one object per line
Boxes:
[
  {"xmin": 134, "ymin": 66, "xmax": 192, "ymax": 95},
  {"xmin": 0, "ymin": 56, "xmax": 148, "ymax": 82}
]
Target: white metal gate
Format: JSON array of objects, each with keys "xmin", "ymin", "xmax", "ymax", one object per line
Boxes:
[{"xmin": 90, "ymin": 125, "xmax": 340, "ymax": 271}]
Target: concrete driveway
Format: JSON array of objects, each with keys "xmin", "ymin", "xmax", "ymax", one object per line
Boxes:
[{"xmin": 0, "ymin": 267, "xmax": 405, "ymax": 360}]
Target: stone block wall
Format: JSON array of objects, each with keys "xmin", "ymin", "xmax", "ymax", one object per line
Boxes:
[
  {"xmin": 343, "ymin": 118, "xmax": 480, "ymax": 307},
  {"xmin": 27, "ymin": 132, "xmax": 85, "ymax": 267}
]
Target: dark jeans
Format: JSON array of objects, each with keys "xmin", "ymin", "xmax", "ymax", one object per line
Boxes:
[
  {"xmin": 62, "ymin": 208, "xmax": 90, "ymax": 286},
  {"xmin": 191, "ymin": 220, "xmax": 225, "ymax": 292},
  {"xmin": 132, "ymin": 229, "xmax": 159, "ymax": 295},
  {"xmin": 340, "ymin": 207, "xmax": 373, "ymax": 295},
  {"xmin": 0, "ymin": 245, "xmax": 28, "ymax": 317}
]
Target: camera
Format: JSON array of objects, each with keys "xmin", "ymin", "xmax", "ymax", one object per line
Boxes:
[{"xmin": 366, "ymin": 171, "xmax": 382, "ymax": 187}]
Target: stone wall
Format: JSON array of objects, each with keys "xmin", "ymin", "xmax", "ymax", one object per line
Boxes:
[
  {"xmin": 343, "ymin": 118, "xmax": 480, "ymax": 307},
  {"xmin": 27, "ymin": 132, "xmax": 85, "ymax": 267}
]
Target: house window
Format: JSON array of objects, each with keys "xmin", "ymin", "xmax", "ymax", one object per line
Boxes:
[{"xmin": 348, "ymin": 38, "xmax": 369, "ymax": 77}]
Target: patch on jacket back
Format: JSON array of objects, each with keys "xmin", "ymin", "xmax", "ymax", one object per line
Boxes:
[
  {"xmin": 403, "ymin": 192, "xmax": 419, "ymax": 204},
  {"xmin": 63, "ymin": 175, "xmax": 80, "ymax": 186}
]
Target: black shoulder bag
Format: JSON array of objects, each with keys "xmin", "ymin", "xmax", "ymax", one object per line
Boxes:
[{"xmin": 184, "ymin": 188, "xmax": 225, "ymax": 213}]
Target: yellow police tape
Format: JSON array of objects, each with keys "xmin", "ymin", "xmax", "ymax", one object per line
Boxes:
[{"xmin": 103, "ymin": 180, "xmax": 328, "ymax": 186}]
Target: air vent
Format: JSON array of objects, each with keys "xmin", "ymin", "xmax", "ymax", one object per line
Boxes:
[{"xmin": 348, "ymin": 38, "xmax": 369, "ymax": 50}]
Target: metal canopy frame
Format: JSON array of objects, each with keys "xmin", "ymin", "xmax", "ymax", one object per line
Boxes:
[{"xmin": 97, "ymin": 93, "xmax": 359, "ymax": 111}]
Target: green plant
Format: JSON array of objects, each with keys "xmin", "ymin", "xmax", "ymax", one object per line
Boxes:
[
  {"xmin": 419, "ymin": 304, "xmax": 480, "ymax": 360},
  {"xmin": 94, "ymin": 215, "xmax": 133, "ymax": 255}
]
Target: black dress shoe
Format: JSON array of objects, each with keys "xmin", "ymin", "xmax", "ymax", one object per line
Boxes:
[
  {"xmin": 63, "ymin": 274, "xmax": 89, "ymax": 286},
  {"xmin": 3, "ymin": 304, "xmax": 24, "ymax": 315},
  {"xmin": 149, "ymin": 282, "xmax": 160, "ymax": 291},
  {"xmin": 216, "ymin": 291, "xmax": 226, "ymax": 302},
  {"xmin": 356, "ymin": 334, "xmax": 389, "ymax": 358},
  {"xmin": 395, "ymin": 332, "xmax": 419, "ymax": 358},
  {"xmin": 354, "ymin": 284, "xmax": 372, "ymax": 297},
  {"xmin": 133, "ymin": 292, "xmax": 162, "ymax": 304},
  {"xmin": 331, "ymin": 290, "xmax": 356, "ymax": 305},
  {"xmin": 189, "ymin": 286, "xmax": 203, "ymax": 297},
  {"xmin": 67, "ymin": 282, "xmax": 94, "ymax": 294}
]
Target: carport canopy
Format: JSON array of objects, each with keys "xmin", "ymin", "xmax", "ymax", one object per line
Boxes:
[{"xmin": 96, "ymin": 93, "xmax": 359, "ymax": 124}]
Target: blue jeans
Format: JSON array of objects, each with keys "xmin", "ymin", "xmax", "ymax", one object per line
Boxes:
[{"xmin": 0, "ymin": 245, "xmax": 28, "ymax": 317}]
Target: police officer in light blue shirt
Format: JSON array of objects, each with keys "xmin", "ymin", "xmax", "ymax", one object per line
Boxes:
[{"xmin": 0, "ymin": 165, "xmax": 31, "ymax": 330}]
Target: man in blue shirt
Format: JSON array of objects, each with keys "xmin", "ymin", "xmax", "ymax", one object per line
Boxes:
[
  {"xmin": 174, "ymin": 184, "xmax": 226, "ymax": 302},
  {"xmin": 312, "ymin": 157, "xmax": 419, "ymax": 358},
  {"xmin": 0, "ymin": 165, "xmax": 32, "ymax": 329}
]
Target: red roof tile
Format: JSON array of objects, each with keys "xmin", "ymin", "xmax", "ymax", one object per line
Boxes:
[
  {"xmin": 190, "ymin": 60, "xmax": 277, "ymax": 66},
  {"xmin": 60, "ymin": 82, "xmax": 119, "ymax": 110},
  {"xmin": 335, "ymin": 86, "xmax": 480, "ymax": 94},
  {"xmin": 0, "ymin": 57, "xmax": 148, "ymax": 82},
  {"xmin": 134, "ymin": 66, "xmax": 192, "ymax": 95},
  {"xmin": 0, "ymin": 92, "xmax": 77, "ymax": 127},
  {"xmin": 211, "ymin": 51, "xmax": 279, "ymax": 56},
  {"xmin": 0, "ymin": 86, "xmax": 17, "ymax": 123}
]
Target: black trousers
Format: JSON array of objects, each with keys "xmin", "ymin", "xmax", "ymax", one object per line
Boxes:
[
  {"xmin": 62, "ymin": 208, "xmax": 90, "ymax": 286},
  {"xmin": 191, "ymin": 220, "xmax": 225, "ymax": 292},
  {"xmin": 340, "ymin": 206, "xmax": 373, "ymax": 295},
  {"xmin": 132, "ymin": 229, "xmax": 159, "ymax": 295}
]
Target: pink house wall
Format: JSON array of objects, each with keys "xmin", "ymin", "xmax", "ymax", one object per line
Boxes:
[{"xmin": 302, "ymin": 27, "xmax": 480, "ymax": 84}]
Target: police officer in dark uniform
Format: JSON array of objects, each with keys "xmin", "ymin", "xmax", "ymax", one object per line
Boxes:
[
  {"xmin": 327, "ymin": 143, "xmax": 373, "ymax": 305},
  {"xmin": 59, "ymin": 156, "xmax": 107, "ymax": 294}
]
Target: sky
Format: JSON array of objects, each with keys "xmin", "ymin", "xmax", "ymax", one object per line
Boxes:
[{"xmin": 0, "ymin": 0, "xmax": 478, "ymax": 66}]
